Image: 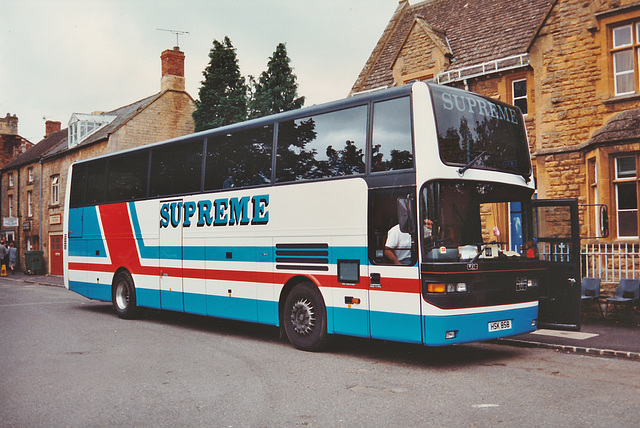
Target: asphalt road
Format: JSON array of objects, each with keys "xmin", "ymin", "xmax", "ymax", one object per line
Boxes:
[{"xmin": 1, "ymin": 280, "xmax": 639, "ymax": 427}]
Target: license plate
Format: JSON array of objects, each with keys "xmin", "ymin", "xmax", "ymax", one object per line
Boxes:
[{"xmin": 488, "ymin": 319, "xmax": 512, "ymax": 332}]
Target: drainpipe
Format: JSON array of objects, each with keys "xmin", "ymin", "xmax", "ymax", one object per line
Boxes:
[
  {"xmin": 40, "ymin": 159, "xmax": 43, "ymax": 254},
  {"xmin": 16, "ymin": 166, "xmax": 20, "ymax": 260}
]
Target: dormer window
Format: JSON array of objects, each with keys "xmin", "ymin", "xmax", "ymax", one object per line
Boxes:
[{"xmin": 68, "ymin": 113, "xmax": 116, "ymax": 148}]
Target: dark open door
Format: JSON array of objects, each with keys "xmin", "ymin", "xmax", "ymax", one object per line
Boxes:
[{"xmin": 523, "ymin": 199, "xmax": 581, "ymax": 330}]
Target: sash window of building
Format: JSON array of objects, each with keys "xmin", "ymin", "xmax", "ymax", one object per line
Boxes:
[
  {"xmin": 51, "ymin": 175, "xmax": 60, "ymax": 205},
  {"xmin": 27, "ymin": 191, "xmax": 33, "ymax": 218},
  {"xmin": 612, "ymin": 23, "xmax": 639, "ymax": 96},
  {"xmin": 512, "ymin": 79, "xmax": 528, "ymax": 115},
  {"xmin": 615, "ymin": 155, "xmax": 639, "ymax": 238}
]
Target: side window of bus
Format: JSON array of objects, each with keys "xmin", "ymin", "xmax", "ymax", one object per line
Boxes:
[
  {"xmin": 371, "ymin": 97, "xmax": 413, "ymax": 172},
  {"xmin": 85, "ymin": 159, "xmax": 106, "ymax": 206},
  {"xmin": 369, "ymin": 188, "xmax": 417, "ymax": 265},
  {"xmin": 205, "ymin": 125, "xmax": 273, "ymax": 190},
  {"xmin": 276, "ymin": 105, "xmax": 367, "ymax": 183},
  {"xmin": 150, "ymin": 139, "xmax": 203, "ymax": 197},
  {"xmin": 69, "ymin": 164, "xmax": 87, "ymax": 208},
  {"xmin": 106, "ymin": 152, "xmax": 149, "ymax": 203}
]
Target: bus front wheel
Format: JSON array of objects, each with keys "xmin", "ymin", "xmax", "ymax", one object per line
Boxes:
[
  {"xmin": 112, "ymin": 271, "xmax": 138, "ymax": 319},
  {"xmin": 283, "ymin": 282, "xmax": 328, "ymax": 351}
]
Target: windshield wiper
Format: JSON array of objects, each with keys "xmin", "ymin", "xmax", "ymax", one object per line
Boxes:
[
  {"xmin": 457, "ymin": 151, "xmax": 487, "ymax": 177},
  {"xmin": 469, "ymin": 241, "xmax": 498, "ymax": 264}
]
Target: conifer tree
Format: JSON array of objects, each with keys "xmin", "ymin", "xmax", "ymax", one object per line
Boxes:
[
  {"xmin": 249, "ymin": 43, "xmax": 305, "ymax": 119},
  {"xmin": 193, "ymin": 37, "xmax": 247, "ymax": 132}
]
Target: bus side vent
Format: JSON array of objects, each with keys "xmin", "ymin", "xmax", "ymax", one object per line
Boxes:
[{"xmin": 275, "ymin": 243, "xmax": 329, "ymax": 272}]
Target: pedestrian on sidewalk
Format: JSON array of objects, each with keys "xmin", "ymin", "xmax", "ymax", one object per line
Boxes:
[
  {"xmin": 0, "ymin": 241, "xmax": 6, "ymax": 272},
  {"xmin": 8, "ymin": 242, "xmax": 17, "ymax": 274}
]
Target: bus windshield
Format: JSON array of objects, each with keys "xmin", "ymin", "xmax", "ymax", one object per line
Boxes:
[
  {"xmin": 428, "ymin": 83, "xmax": 531, "ymax": 180},
  {"xmin": 421, "ymin": 180, "xmax": 533, "ymax": 259}
]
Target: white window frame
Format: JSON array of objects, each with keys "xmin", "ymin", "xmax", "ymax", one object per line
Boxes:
[
  {"xmin": 8, "ymin": 195, "xmax": 13, "ymax": 218},
  {"xmin": 51, "ymin": 175, "xmax": 60, "ymax": 205},
  {"xmin": 614, "ymin": 156, "xmax": 638, "ymax": 238},
  {"xmin": 511, "ymin": 78, "xmax": 528, "ymax": 115},
  {"xmin": 8, "ymin": 173, "xmax": 13, "ymax": 188},
  {"xmin": 27, "ymin": 190, "xmax": 33, "ymax": 217},
  {"xmin": 27, "ymin": 167, "xmax": 34, "ymax": 183},
  {"xmin": 612, "ymin": 23, "xmax": 639, "ymax": 96}
]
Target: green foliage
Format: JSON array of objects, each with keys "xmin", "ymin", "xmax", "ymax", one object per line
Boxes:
[
  {"xmin": 193, "ymin": 37, "xmax": 248, "ymax": 132},
  {"xmin": 249, "ymin": 43, "xmax": 305, "ymax": 119}
]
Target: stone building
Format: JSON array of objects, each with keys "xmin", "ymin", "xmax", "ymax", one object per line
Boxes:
[
  {"xmin": 1, "ymin": 47, "xmax": 195, "ymax": 274},
  {"xmin": 352, "ymin": 0, "xmax": 640, "ymax": 243},
  {"xmin": 0, "ymin": 114, "xmax": 33, "ymax": 169}
]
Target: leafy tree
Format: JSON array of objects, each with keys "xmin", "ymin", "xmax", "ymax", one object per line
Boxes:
[
  {"xmin": 193, "ymin": 37, "xmax": 248, "ymax": 132},
  {"xmin": 249, "ymin": 43, "xmax": 305, "ymax": 119}
]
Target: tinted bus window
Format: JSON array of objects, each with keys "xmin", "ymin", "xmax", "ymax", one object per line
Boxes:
[
  {"xmin": 69, "ymin": 163, "xmax": 87, "ymax": 208},
  {"xmin": 85, "ymin": 159, "xmax": 106, "ymax": 206},
  {"xmin": 276, "ymin": 105, "xmax": 367, "ymax": 183},
  {"xmin": 429, "ymin": 83, "xmax": 531, "ymax": 178},
  {"xmin": 150, "ymin": 139, "xmax": 203, "ymax": 197},
  {"xmin": 106, "ymin": 151, "xmax": 149, "ymax": 202},
  {"xmin": 205, "ymin": 125, "xmax": 273, "ymax": 190},
  {"xmin": 371, "ymin": 97, "xmax": 413, "ymax": 172}
]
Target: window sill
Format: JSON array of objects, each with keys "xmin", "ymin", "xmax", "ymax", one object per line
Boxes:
[{"xmin": 603, "ymin": 92, "xmax": 640, "ymax": 105}]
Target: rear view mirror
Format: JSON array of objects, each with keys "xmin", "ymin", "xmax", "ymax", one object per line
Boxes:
[
  {"xmin": 397, "ymin": 196, "xmax": 416, "ymax": 234},
  {"xmin": 600, "ymin": 204, "xmax": 609, "ymax": 238},
  {"xmin": 581, "ymin": 204, "xmax": 609, "ymax": 239}
]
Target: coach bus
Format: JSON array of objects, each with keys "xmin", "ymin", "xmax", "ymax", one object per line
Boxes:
[{"xmin": 64, "ymin": 81, "xmax": 546, "ymax": 351}]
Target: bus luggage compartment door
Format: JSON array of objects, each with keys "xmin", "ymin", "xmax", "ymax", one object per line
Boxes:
[
  {"xmin": 159, "ymin": 200, "xmax": 184, "ymax": 312},
  {"xmin": 368, "ymin": 265, "xmax": 422, "ymax": 344}
]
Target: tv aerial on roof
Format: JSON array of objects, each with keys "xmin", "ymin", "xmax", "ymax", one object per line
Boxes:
[{"xmin": 157, "ymin": 28, "xmax": 190, "ymax": 48}]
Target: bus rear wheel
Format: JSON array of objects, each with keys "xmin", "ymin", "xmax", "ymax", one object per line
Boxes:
[
  {"xmin": 283, "ymin": 282, "xmax": 328, "ymax": 351},
  {"xmin": 112, "ymin": 271, "xmax": 138, "ymax": 319}
]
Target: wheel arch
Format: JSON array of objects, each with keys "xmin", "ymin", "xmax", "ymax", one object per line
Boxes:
[{"xmin": 112, "ymin": 266, "xmax": 133, "ymax": 291}]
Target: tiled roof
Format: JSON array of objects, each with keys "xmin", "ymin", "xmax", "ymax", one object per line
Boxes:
[
  {"xmin": 42, "ymin": 93, "xmax": 160, "ymax": 160},
  {"xmin": 588, "ymin": 108, "xmax": 640, "ymax": 145},
  {"xmin": 352, "ymin": 0, "xmax": 554, "ymax": 92},
  {"xmin": 2, "ymin": 128, "xmax": 68, "ymax": 171}
]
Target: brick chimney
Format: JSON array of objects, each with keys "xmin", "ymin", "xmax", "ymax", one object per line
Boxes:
[
  {"xmin": 161, "ymin": 47, "xmax": 186, "ymax": 92},
  {"xmin": 45, "ymin": 120, "xmax": 61, "ymax": 137}
]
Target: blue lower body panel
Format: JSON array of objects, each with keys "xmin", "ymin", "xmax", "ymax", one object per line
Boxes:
[
  {"xmin": 69, "ymin": 280, "xmax": 111, "ymax": 302},
  {"xmin": 423, "ymin": 304, "xmax": 538, "ymax": 346}
]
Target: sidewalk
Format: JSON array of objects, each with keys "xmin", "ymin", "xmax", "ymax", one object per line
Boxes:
[
  {"xmin": 4, "ymin": 272, "xmax": 639, "ymax": 360},
  {"xmin": 498, "ymin": 318, "xmax": 640, "ymax": 360},
  {"xmin": 4, "ymin": 271, "xmax": 65, "ymax": 287}
]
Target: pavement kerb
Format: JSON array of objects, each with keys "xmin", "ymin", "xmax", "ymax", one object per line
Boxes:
[
  {"xmin": 1, "ymin": 274, "xmax": 64, "ymax": 288},
  {"xmin": 495, "ymin": 337, "xmax": 640, "ymax": 361}
]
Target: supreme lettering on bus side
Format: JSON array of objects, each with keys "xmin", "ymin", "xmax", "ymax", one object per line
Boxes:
[{"xmin": 160, "ymin": 194, "xmax": 269, "ymax": 228}]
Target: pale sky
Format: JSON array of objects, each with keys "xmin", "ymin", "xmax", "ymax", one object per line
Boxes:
[{"xmin": 0, "ymin": 0, "xmax": 400, "ymax": 144}]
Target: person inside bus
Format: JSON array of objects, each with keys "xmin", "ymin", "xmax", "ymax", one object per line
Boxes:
[{"xmin": 385, "ymin": 219, "xmax": 432, "ymax": 265}]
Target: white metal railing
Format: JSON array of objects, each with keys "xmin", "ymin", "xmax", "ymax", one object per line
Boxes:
[
  {"xmin": 583, "ymin": 243, "xmax": 640, "ymax": 286},
  {"xmin": 437, "ymin": 53, "xmax": 530, "ymax": 84}
]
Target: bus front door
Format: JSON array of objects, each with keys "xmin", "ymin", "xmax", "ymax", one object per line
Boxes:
[
  {"xmin": 524, "ymin": 199, "xmax": 581, "ymax": 330},
  {"xmin": 159, "ymin": 200, "xmax": 184, "ymax": 312}
]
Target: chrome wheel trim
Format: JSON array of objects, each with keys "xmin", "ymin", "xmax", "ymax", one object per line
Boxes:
[
  {"xmin": 290, "ymin": 298, "xmax": 315, "ymax": 336},
  {"xmin": 115, "ymin": 281, "xmax": 129, "ymax": 311}
]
